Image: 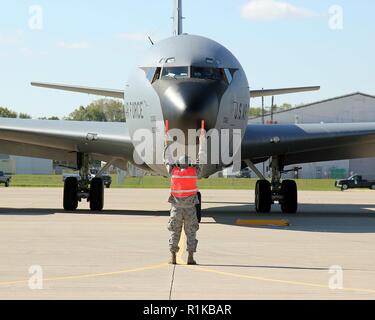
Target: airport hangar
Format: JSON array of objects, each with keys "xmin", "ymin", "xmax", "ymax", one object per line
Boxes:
[
  {"xmin": 0, "ymin": 155, "xmax": 53, "ymax": 175},
  {"xmin": 247, "ymin": 92, "xmax": 375, "ymax": 180}
]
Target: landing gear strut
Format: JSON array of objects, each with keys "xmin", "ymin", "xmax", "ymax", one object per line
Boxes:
[
  {"xmin": 249, "ymin": 157, "xmax": 298, "ymax": 214},
  {"xmin": 63, "ymin": 153, "xmax": 105, "ymax": 211}
]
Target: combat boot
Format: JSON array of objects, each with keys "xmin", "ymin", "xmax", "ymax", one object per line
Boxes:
[
  {"xmin": 169, "ymin": 252, "xmax": 177, "ymax": 265},
  {"xmin": 187, "ymin": 252, "xmax": 197, "ymax": 265}
]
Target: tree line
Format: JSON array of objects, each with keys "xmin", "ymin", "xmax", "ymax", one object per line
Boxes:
[
  {"xmin": 0, "ymin": 107, "xmax": 33, "ymax": 119},
  {"xmin": 1, "ymin": 99, "xmax": 295, "ymax": 122},
  {"xmin": 249, "ymin": 103, "xmax": 293, "ymax": 118},
  {"xmin": 0, "ymin": 99, "xmax": 125, "ymax": 122}
]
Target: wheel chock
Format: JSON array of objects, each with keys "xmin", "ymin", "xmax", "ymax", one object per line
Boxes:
[{"xmin": 236, "ymin": 219, "xmax": 290, "ymax": 227}]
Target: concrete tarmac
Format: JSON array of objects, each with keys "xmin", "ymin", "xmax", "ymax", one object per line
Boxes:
[{"xmin": 0, "ymin": 188, "xmax": 374, "ymax": 300}]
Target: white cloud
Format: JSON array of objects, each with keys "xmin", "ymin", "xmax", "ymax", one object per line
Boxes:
[
  {"xmin": 57, "ymin": 41, "xmax": 90, "ymax": 49},
  {"xmin": 241, "ymin": 0, "xmax": 318, "ymax": 21},
  {"xmin": 115, "ymin": 32, "xmax": 147, "ymax": 42}
]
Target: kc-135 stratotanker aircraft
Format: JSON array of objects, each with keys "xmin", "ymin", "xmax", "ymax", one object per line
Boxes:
[{"xmin": 3, "ymin": 0, "xmax": 375, "ymax": 215}]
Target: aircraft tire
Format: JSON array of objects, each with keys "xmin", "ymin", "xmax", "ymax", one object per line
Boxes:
[
  {"xmin": 196, "ymin": 192, "xmax": 202, "ymax": 223},
  {"xmin": 281, "ymin": 180, "xmax": 298, "ymax": 214},
  {"xmin": 90, "ymin": 178, "xmax": 104, "ymax": 211},
  {"xmin": 255, "ymin": 180, "xmax": 272, "ymax": 213},
  {"xmin": 64, "ymin": 177, "xmax": 78, "ymax": 211}
]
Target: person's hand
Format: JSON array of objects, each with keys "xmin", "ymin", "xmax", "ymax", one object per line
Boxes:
[{"xmin": 199, "ymin": 129, "xmax": 206, "ymax": 145}]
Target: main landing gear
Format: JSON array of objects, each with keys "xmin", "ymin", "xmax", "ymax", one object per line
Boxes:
[
  {"xmin": 249, "ymin": 157, "xmax": 298, "ymax": 214},
  {"xmin": 63, "ymin": 153, "xmax": 104, "ymax": 212}
]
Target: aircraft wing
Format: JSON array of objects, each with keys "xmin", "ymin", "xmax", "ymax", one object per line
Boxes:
[
  {"xmin": 31, "ymin": 82, "xmax": 124, "ymax": 99},
  {"xmin": 0, "ymin": 118, "xmax": 133, "ymax": 170},
  {"xmin": 31, "ymin": 83, "xmax": 318, "ymax": 100},
  {"xmin": 242, "ymin": 123, "xmax": 375, "ymax": 165},
  {"xmin": 250, "ymin": 86, "xmax": 320, "ymax": 98}
]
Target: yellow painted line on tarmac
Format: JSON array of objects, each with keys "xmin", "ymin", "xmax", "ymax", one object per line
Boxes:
[
  {"xmin": 236, "ymin": 219, "xmax": 290, "ymax": 227},
  {"xmin": 185, "ymin": 265, "xmax": 375, "ymax": 295},
  {"xmin": 175, "ymin": 221, "xmax": 374, "ymax": 295},
  {"xmin": 0, "ymin": 262, "xmax": 169, "ymax": 288}
]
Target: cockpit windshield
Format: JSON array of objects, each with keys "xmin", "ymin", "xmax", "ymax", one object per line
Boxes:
[
  {"xmin": 145, "ymin": 65, "xmax": 235, "ymax": 84},
  {"xmin": 161, "ymin": 67, "xmax": 189, "ymax": 79},
  {"xmin": 191, "ymin": 67, "xmax": 223, "ymax": 81}
]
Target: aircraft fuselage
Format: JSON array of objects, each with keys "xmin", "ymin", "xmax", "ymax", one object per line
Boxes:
[{"xmin": 124, "ymin": 34, "xmax": 250, "ymax": 177}]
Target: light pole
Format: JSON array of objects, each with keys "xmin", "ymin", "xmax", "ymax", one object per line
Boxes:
[{"xmin": 261, "ymin": 88, "xmax": 265, "ymax": 124}]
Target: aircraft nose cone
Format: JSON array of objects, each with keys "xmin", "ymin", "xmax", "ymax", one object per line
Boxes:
[{"xmin": 153, "ymin": 80, "xmax": 227, "ymax": 134}]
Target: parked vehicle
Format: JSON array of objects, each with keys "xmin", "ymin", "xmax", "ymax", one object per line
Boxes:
[
  {"xmin": 335, "ymin": 174, "xmax": 375, "ymax": 191},
  {"xmin": 90, "ymin": 169, "xmax": 112, "ymax": 188},
  {"xmin": 0, "ymin": 171, "xmax": 11, "ymax": 187},
  {"xmin": 236, "ymin": 168, "xmax": 252, "ymax": 178}
]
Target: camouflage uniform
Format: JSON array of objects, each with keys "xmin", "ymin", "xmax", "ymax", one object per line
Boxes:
[
  {"xmin": 168, "ymin": 195, "xmax": 200, "ymax": 253},
  {"xmin": 164, "ymin": 136, "xmax": 205, "ymax": 256}
]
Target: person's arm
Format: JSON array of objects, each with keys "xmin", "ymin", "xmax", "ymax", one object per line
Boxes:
[
  {"xmin": 164, "ymin": 134, "xmax": 175, "ymax": 177},
  {"xmin": 196, "ymin": 129, "xmax": 207, "ymax": 178}
]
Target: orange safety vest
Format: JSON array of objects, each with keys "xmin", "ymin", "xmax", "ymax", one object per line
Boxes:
[{"xmin": 171, "ymin": 166, "xmax": 198, "ymax": 198}]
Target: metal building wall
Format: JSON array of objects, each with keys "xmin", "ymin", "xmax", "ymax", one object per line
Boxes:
[
  {"xmin": 349, "ymin": 158, "xmax": 375, "ymax": 180},
  {"xmin": 10, "ymin": 156, "xmax": 53, "ymax": 175}
]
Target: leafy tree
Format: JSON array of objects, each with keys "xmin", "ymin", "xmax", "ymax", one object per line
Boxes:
[
  {"xmin": 0, "ymin": 107, "xmax": 32, "ymax": 119},
  {"xmin": 0, "ymin": 107, "xmax": 17, "ymax": 118},
  {"xmin": 39, "ymin": 116, "xmax": 60, "ymax": 120},
  {"xmin": 249, "ymin": 103, "xmax": 294, "ymax": 118},
  {"xmin": 249, "ymin": 107, "xmax": 263, "ymax": 117},
  {"xmin": 276, "ymin": 103, "xmax": 292, "ymax": 111},
  {"xmin": 19, "ymin": 113, "xmax": 32, "ymax": 119},
  {"xmin": 69, "ymin": 99, "xmax": 125, "ymax": 122}
]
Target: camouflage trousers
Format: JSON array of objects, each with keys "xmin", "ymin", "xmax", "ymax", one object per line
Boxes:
[{"xmin": 168, "ymin": 205, "xmax": 200, "ymax": 253}]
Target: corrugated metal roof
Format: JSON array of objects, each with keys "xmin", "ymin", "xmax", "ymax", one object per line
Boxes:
[{"xmin": 249, "ymin": 92, "xmax": 375, "ymax": 120}]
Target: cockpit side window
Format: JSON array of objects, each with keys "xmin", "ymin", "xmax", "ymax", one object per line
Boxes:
[
  {"xmin": 144, "ymin": 67, "xmax": 162, "ymax": 83},
  {"xmin": 152, "ymin": 67, "xmax": 162, "ymax": 83},
  {"xmin": 224, "ymin": 69, "xmax": 233, "ymax": 84},
  {"xmin": 145, "ymin": 67, "xmax": 156, "ymax": 82},
  {"xmin": 161, "ymin": 66, "xmax": 189, "ymax": 79}
]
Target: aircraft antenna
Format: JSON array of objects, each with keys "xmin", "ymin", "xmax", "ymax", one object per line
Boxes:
[
  {"xmin": 173, "ymin": 0, "xmax": 183, "ymax": 36},
  {"xmin": 148, "ymin": 36, "xmax": 155, "ymax": 46}
]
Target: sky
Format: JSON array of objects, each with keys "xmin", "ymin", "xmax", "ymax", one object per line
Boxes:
[{"xmin": 0, "ymin": 0, "xmax": 374, "ymax": 118}]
